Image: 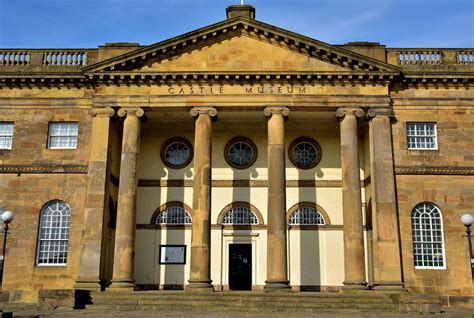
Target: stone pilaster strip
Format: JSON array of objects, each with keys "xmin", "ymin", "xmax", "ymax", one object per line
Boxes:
[
  {"xmin": 368, "ymin": 111, "xmax": 405, "ymax": 291},
  {"xmin": 75, "ymin": 108, "xmax": 113, "ymax": 290}
]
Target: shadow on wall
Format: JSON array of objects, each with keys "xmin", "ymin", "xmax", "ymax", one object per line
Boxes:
[
  {"xmin": 161, "ymin": 167, "xmax": 192, "ymax": 289},
  {"xmin": 296, "ymin": 168, "xmax": 322, "ymax": 291}
]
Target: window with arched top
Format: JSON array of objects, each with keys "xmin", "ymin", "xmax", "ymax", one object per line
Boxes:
[
  {"xmin": 411, "ymin": 202, "xmax": 446, "ymax": 269},
  {"xmin": 287, "ymin": 202, "xmax": 330, "ymax": 226},
  {"xmin": 155, "ymin": 205, "xmax": 192, "ymax": 224},
  {"xmin": 289, "ymin": 207, "xmax": 325, "ymax": 225},
  {"xmin": 218, "ymin": 203, "xmax": 262, "ymax": 225},
  {"xmin": 36, "ymin": 200, "xmax": 71, "ymax": 265}
]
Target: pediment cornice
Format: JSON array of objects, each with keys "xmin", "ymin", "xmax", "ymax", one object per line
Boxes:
[{"xmin": 82, "ymin": 17, "xmax": 402, "ymax": 75}]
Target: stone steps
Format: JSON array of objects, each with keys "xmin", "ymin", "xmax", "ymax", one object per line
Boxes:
[{"xmin": 85, "ymin": 291, "xmax": 397, "ymax": 313}]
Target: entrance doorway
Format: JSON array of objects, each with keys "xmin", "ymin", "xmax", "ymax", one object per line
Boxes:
[{"xmin": 229, "ymin": 244, "xmax": 252, "ymax": 290}]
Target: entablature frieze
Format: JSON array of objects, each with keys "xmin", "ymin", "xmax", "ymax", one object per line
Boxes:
[{"xmin": 89, "ymin": 94, "xmax": 391, "ymax": 112}]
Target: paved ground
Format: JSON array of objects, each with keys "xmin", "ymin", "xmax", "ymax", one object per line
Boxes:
[{"xmin": 0, "ymin": 306, "xmax": 473, "ymax": 318}]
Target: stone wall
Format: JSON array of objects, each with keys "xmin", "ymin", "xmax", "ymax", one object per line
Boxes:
[
  {"xmin": 391, "ymin": 86, "xmax": 474, "ymax": 296},
  {"xmin": 0, "ymin": 104, "xmax": 91, "ymax": 302}
]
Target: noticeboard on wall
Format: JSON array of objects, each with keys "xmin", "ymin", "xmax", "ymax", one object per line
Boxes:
[{"xmin": 159, "ymin": 245, "xmax": 186, "ymax": 264}]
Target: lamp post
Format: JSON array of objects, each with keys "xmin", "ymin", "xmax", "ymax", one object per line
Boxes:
[
  {"xmin": 0, "ymin": 210, "xmax": 14, "ymax": 286},
  {"xmin": 461, "ymin": 213, "xmax": 474, "ymax": 277}
]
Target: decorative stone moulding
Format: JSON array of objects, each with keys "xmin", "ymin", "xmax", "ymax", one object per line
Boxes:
[
  {"xmin": 0, "ymin": 164, "xmax": 88, "ymax": 175},
  {"xmin": 395, "ymin": 166, "xmax": 474, "ymax": 175},
  {"xmin": 189, "ymin": 106, "xmax": 218, "ymax": 118},
  {"xmin": 263, "ymin": 106, "xmax": 290, "ymax": 118},
  {"xmin": 88, "ymin": 107, "xmax": 115, "ymax": 118},
  {"xmin": 335, "ymin": 107, "xmax": 365, "ymax": 120},
  {"xmin": 288, "ymin": 137, "xmax": 322, "ymax": 170},
  {"xmin": 160, "ymin": 137, "xmax": 194, "ymax": 170},
  {"xmin": 366, "ymin": 107, "xmax": 395, "ymax": 119},
  {"xmin": 117, "ymin": 107, "xmax": 145, "ymax": 118}
]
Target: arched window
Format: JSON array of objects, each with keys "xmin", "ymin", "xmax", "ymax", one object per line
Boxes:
[
  {"xmin": 411, "ymin": 202, "xmax": 446, "ymax": 269},
  {"xmin": 36, "ymin": 200, "xmax": 71, "ymax": 265},
  {"xmin": 289, "ymin": 206, "xmax": 326, "ymax": 225},
  {"xmin": 222, "ymin": 206, "xmax": 259, "ymax": 225},
  {"xmin": 156, "ymin": 205, "xmax": 192, "ymax": 224}
]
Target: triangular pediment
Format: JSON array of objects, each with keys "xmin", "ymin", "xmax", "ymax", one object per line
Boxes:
[{"xmin": 83, "ymin": 17, "xmax": 401, "ymax": 76}]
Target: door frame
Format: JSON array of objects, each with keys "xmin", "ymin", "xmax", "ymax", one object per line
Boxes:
[{"xmin": 222, "ymin": 232, "xmax": 259, "ymax": 291}]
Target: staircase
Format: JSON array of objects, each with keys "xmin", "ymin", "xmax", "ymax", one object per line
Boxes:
[{"xmin": 85, "ymin": 291, "xmax": 404, "ymax": 313}]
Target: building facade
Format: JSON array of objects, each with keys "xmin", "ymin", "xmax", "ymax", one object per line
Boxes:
[{"xmin": 0, "ymin": 5, "xmax": 473, "ymax": 303}]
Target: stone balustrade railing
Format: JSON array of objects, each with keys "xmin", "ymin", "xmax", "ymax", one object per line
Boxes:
[
  {"xmin": 0, "ymin": 49, "xmax": 98, "ymax": 68},
  {"xmin": 387, "ymin": 48, "xmax": 474, "ymax": 66},
  {"xmin": 1, "ymin": 51, "xmax": 30, "ymax": 66}
]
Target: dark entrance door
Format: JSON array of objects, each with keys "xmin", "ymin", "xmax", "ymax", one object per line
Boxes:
[{"xmin": 229, "ymin": 244, "xmax": 252, "ymax": 290}]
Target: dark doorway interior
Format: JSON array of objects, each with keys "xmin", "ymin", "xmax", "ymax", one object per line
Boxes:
[{"xmin": 229, "ymin": 244, "xmax": 252, "ymax": 290}]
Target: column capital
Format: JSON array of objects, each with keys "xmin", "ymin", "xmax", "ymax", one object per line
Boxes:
[
  {"xmin": 336, "ymin": 107, "xmax": 365, "ymax": 120},
  {"xmin": 263, "ymin": 106, "xmax": 290, "ymax": 118},
  {"xmin": 117, "ymin": 107, "xmax": 145, "ymax": 118},
  {"xmin": 190, "ymin": 107, "xmax": 217, "ymax": 118},
  {"xmin": 366, "ymin": 107, "xmax": 395, "ymax": 120},
  {"xmin": 88, "ymin": 107, "xmax": 115, "ymax": 118}
]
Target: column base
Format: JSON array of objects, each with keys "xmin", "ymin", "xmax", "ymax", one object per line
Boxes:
[
  {"xmin": 107, "ymin": 279, "xmax": 135, "ymax": 292},
  {"xmin": 185, "ymin": 279, "xmax": 214, "ymax": 293},
  {"xmin": 74, "ymin": 279, "xmax": 102, "ymax": 291},
  {"xmin": 341, "ymin": 280, "xmax": 369, "ymax": 292},
  {"xmin": 372, "ymin": 281, "xmax": 407, "ymax": 294},
  {"xmin": 264, "ymin": 280, "xmax": 291, "ymax": 293}
]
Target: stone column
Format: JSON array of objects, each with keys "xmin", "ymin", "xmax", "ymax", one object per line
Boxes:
[
  {"xmin": 75, "ymin": 107, "xmax": 115, "ymax": 290},
  {"xmin": 336, "ymin": 107, "xmax": 368, "ymax": 290},
  {"xmin": 264, "ymin": 106, "xmax": 291, "ymax": 292},
  {"xmin": 367, "ymin": 108, "xmax": 405, "ymax": 291},
  {"xmin": 187, "ymin": 107, "xmax": 217, "ymax": 291},
  {"xmin": 109, "ymin": 107, "xmax": 144, "ymax": 291}
]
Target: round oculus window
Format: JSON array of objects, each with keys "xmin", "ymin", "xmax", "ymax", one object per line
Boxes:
[
  {"xmin": 224, "ymin": 137, "xmax": 258, "ymax": 169},
  {"xmin": 289, "ymin": 137, "xmax": 322, "ymax": 169},
  {"xmin": 161, "ymin": 137, "xmax": 193, "ymax": 169}
]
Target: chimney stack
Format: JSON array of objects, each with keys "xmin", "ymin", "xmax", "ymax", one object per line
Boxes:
[{"xmin": 226, "ymin": 5, "xmax": 256, "ymax": 19}]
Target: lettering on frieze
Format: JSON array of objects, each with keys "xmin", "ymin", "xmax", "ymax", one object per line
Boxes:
[{"xmin": 167, "ymin": 85, "xmax": 306, "ymax": 95}]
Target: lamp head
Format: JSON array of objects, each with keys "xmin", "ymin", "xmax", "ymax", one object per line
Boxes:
[
  {"xmin": 1, "ymin": 210, "xmax": 14, "ymax": 224},
  {"xmin": 461, "ymin": 213, "xmax": 473, "ymax": 227}
]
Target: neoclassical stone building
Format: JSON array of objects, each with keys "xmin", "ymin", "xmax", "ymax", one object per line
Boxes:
[{"xmin": 0, "ymin": 5, "xmax": 473, "ymax": 303}]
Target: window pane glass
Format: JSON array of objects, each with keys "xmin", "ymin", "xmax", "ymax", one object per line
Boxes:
[
  {"xmin": 407, "ymin": 123, "xmax": 437, "ymax": 150},
  {"xmin": 37, "ymin": 201, "xmax": 71, "ymax": 265},
  {"xmin": 289, "ymin": 206, "xmax": 325, "ymax": 225},
  {"xmin": 411, "ymin": 203, "xmax": 445, "ymax": 269},
  {"xmin": 0, "ymin": 123, "xmax": 14, "ymax": 149},
  {"xmin": 222, "ymin": 207, "xmax": 258, "ymax": 225},
  {"xmin": 49, "ymin": 123, "xmax": 78, "ymax": 149},
  {"xmin": 156, "ymin": 206, "xmax": 192, "ymax": 224}
]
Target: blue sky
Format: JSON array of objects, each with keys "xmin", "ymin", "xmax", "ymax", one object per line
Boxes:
[{"xmin": 0, "ymin": 0, "xmax": 473, "ymax": 48}]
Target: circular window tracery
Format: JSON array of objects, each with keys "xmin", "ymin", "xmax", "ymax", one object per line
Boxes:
[
  {"xmin": 288, "ymin": 137, "xmax": 322, "ymax": 169},
  {"xmin": 224, "ymin": 137, "xmax": 258, "ymax": 169},
  {"xmin": 160, "ymin": 137, "xmax": 193, "ymax": 169}
]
